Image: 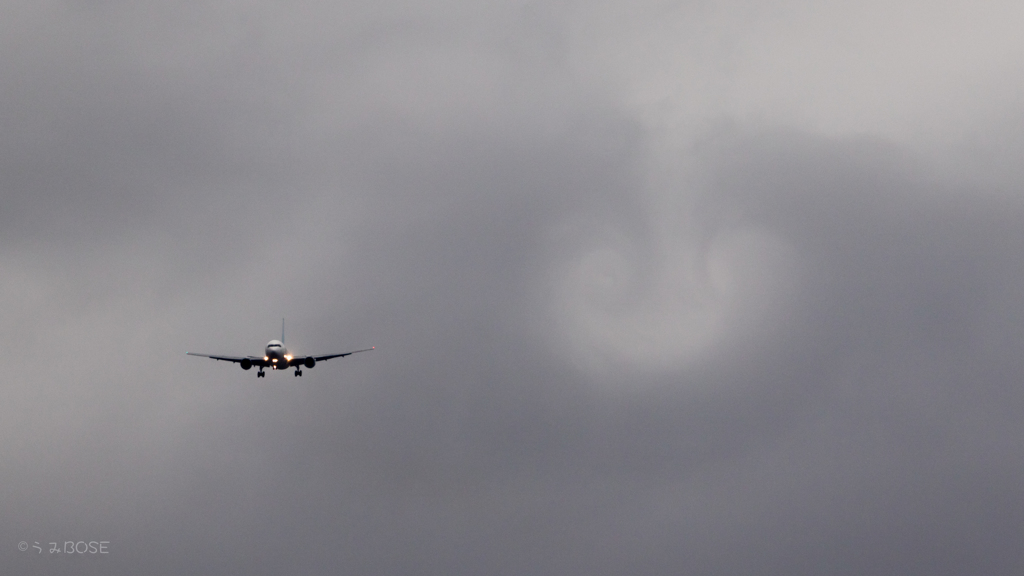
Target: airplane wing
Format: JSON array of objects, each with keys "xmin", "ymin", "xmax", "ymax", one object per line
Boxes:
[
  {"xmin": 295, "ymin": 347, "xmax": 375, "ymax": 363},
  {"xmin": 186, "ymin": 352, "xmax": 269, "ymax": 367}
]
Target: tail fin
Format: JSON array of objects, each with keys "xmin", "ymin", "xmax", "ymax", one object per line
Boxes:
[{"xmin": 282, "ymin": 318, "xmax": 285, "ymax": 344}]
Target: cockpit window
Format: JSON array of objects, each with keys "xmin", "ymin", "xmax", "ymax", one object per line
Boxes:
[{"xmin": 268, "ymin": 344, "xmax": 281, "ymax": 348}]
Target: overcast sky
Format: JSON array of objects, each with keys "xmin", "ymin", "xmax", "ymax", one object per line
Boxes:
[{"xmin": 3, "ymin": 1, "xmax": 1024, "ymax": 574}]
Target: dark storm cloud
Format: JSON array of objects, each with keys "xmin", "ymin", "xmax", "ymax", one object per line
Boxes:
[{"xmin": 3, "ymin": 1, "xmax": 1024, "ymax": 575}]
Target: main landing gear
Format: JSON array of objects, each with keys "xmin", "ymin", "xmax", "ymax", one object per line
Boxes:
[
  {"xmin": 257, "ymin": 369, "xmax": 265, "ymax": 378},
  {"xmin": 294, "ymin": 369, "xmax": 303, "ymax": 377}
]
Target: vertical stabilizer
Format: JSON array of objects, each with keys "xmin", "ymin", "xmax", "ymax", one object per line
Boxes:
[{"xmin": 282, "ymin": 318, "xmax": 285, "ymax": 344}]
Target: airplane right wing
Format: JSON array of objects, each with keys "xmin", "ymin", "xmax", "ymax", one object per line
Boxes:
[{"xmin": 186, "ymin": 352, "xmax": 269, "ymax": 367}]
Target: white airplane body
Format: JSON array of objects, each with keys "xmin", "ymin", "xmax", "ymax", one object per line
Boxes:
[{"xmin": 187, "ymin": 321, "xmax": 373, "ymax": 377}]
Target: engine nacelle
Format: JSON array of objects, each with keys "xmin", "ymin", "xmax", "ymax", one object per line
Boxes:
[
  {"xmin": 240, "ymin": 359, "xmax": 252, "ymax": 370},
  {"xmin": 304, "ymin": 357, "xmax": 316, "ymax": 369}
]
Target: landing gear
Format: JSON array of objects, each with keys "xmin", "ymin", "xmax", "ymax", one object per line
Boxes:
[
  {"xmin": 257, "ymin": 369, "xmax": 265, "ymax": 378},
  {"xmin": 294, "ymin": 369, "xmax": 303, "ymax": 377}
]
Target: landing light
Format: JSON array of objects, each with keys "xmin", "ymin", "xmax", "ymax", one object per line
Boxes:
[{"xmin": 284, "ymin": 355, "xmax": 292, "ymax": 361}]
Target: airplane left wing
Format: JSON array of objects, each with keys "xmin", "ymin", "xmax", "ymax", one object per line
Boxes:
[{"xmin": 291, "ymin": 347, "xmax": 375, "ymax": 364}]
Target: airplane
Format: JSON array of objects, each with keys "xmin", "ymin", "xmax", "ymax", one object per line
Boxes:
[{"xmin": 186, "ymin": 319, "xmax": 373, "ymax": 377}]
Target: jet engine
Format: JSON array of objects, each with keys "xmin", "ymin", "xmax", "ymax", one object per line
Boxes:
[
  {"xmin": 304, "ymin": 358, "xmax": 316, "ymax": 369},
  {"xmin": 240, "ymin": 359, "xmax": 252, "ymax": 370}
]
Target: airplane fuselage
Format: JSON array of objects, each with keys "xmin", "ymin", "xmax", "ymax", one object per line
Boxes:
[{"xmin": 264, "ymin": 340, "xmax": 291, "ymax": 370}]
